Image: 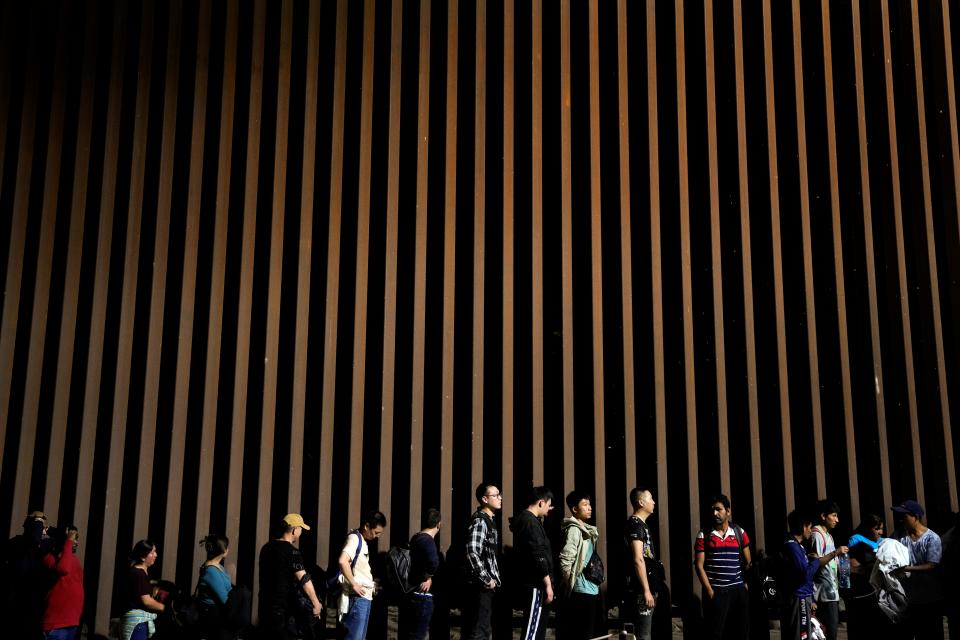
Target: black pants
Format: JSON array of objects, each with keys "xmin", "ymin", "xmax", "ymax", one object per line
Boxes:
[
  {"xmin": 779, "ymin": 596, "xmax": 812, "ymax": 640},
  {"xmin": 815, "ymin": 600, "xmax": 839, "ymax": 640},
  {"xmin": 557, "ymin": 592, "xmax": 601, "ymax": 640},
  {"xmin": 519, "ymin": 586, "xmax": 548, "ymax": 640},
  {"xmin": 462, "ymin": 585, "xmax": 495, "ymax": 640},
  {"xmin": 702, "ymin": 586, "xmax": 748, "ymax": 640},
  {"xmin": 893, "ymin": 601, "xmax": 945, "ymax": 639}
]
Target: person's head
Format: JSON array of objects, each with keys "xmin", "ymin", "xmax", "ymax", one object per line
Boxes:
[
  {"xmin": 360, "ymin": 510, "xmax": 387, "ymax": 540},
  {"xmin": 64, "ymin": 525, "xmax": 80, "ymax": 550},
  {"xmin": 24, "ymin": 511, "xmax": 48, "ymax": 535},
  {"xmin": 816, "ymin": 499, "xmax": 840, "ymax": 529},
  {"xmin": 421, "ymin": 508, "xmax": 442, "ymax": 531},
  {"xmin": 130, "ymin": 539, "xmax": 158, "ymax": 567},
  {"xmin": 199, "ymin": 534, "xmax": 230, "ymax": 561},
  {"xmin": 476, "ymin": 482, "xmax": 503, "ymax": 512},
  {"xmin": 279, "ymin": 513, "xmax": 311, "ymax": 542},
  {"xmin": 787, "ymin": 510, "xmax": 813, "ymax": 539},
  {"xmin": 526, "ymin": 486, "xmax": 554, "ymax": 518},
  {"xmin": 630, "ymin": 487, "xmax": 655, "ymax": 515},
  {"xmin": 856, "ymin": 514, "xmax": 885, "ymax": 542},
  {"xmin": 891, "ymin": 500, "xmax": 925, "ymax": 531},
  {"xmin": 709, "ymin": 494, "xmax": 732, "ymax": 528},
  {"xmin": 566, "ymin": 491, "xmax": 593, "ymax": 522}
]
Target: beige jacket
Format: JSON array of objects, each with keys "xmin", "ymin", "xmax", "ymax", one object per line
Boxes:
[{"xmin": 559, "ymin": 516, "xmax": 600, "ymax": 596}]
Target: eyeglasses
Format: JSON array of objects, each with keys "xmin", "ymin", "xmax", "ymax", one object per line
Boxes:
[{"xmin": 485, "ymin": 492, "xmax": 503, "ymax": 498}]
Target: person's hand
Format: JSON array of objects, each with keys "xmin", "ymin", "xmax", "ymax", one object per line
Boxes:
[
  {"xmin": 644, "ymin": 590, "xmax": 656, "ymax": 610},
  {"xmin": 836, "ymin": 546, "xmax": 849, "ymax": 555},
  {"xmin": 66, "ymin": 530, "xmax": 79, "ymax": 542},
  {"xmin": 312, "ymin": 602, "xmax": 323, "ymax": 617},
  {"xmin": 544, "ymin": 583, "xmax": 554, "ymax": 605},
  {"xmin": 706, "ymin": 588, "xmax": 715, "ymax": 600},
  {"xmin": 418, "ymin": 577, "xmax": 432, "ymax": 593},
  {"xmin": 351, "ymin": 581, "xmax": 367, "ymax": 597},
  {"xmin": 485, "ymin": 579, "xmax": 497, "ymax": 590}
]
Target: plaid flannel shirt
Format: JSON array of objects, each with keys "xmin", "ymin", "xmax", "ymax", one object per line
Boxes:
[{"xmin": 466, "ymin": 509, "xmax": 501, "ymax": 586}]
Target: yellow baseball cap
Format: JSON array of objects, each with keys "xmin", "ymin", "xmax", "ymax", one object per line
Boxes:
[{"xmin": 283, "ymin": 513, "xmax": 311, "ymax": 530}]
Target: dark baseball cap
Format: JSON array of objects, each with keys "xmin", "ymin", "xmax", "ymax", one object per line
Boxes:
[{"xmin": 891, "ymin": 500, "xmax": 924, "ymax": 518}]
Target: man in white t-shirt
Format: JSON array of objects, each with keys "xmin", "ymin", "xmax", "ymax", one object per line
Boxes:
[
  {"xmin": 339, "ymin": 510, "xmax": 387, "ymax": 640},
  {"xmin": 811, "ymin": 499, "xmax": 843, "ymax": 640}
]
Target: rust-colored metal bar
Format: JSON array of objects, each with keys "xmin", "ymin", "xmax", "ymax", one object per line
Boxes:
[
  {"xmin": 789, "ymin": 0, "xmax": 826, "ymax": 497},
  {"xmin": 317, "ymin": 0, "xmax": 349, "ymax": 562},
  {"xmin": 440, "ymin": 0, "xmax": 459, "ymax": 539},
  {"xmin": 377, "ymin": 0, "xmax": 402, "ymax": 520},
  {"xmin": 254, "ymin": 0, "xmax": 294, "ymax": 600},
  {"xmin": 197, "ymin": 0, "xmax": 239, "ymax": 555},
  {"xmin": 733, "ymin": 0, "xmax": 764, "ymax": 551},
  {"xmin": 938, "ymin": 0, "xmax": 960, "ymax": 512},
  {"xmin": 226, "ymin": 0, "xmax": 266, "ymax": 575},
  {"xmin": 12, "ymin": 6, "xmax": 71, "ymax": 526},
  {"xmin": 74, "ymin": 1, "xmax": 127, "ymax": 562},
  {"xmin": 616, "ymin": 0, "xmax": 636, "ymax": 499},
  {"xmin": 165, "ymin": 0, "xmax": 211, "ymax": 582},
  {"xmin": 0, "ymin": 17, "xmax": 40, "ymax": 478},
  {"xmin": 646, "ymin": 0, "xmax": 670, "ymax": 583},
  {"xmin": 288, "ymin": 0, "xmax": 320, "ymax": 513},
  {"xmin": 472, "ymin": 0, "xmax": 487, "ymax": 491},
  {"xmin": 675, "ymin": 0, "xmax": 699, "ymax": 580},
  {"xmin": 703, "ymin": 0, "xmax": 730, "ymax": 493},
  {"xmin": 531, "ymin": 0, "xmax": 545, "ymax": 484},
  {"xmin": 587, "ymin": 0, "xmax": 608, "ymax": 568},
  {"xmin": 879, "ymin": 0, "xmax": 924, "ymax": 504},
  {"xmin": 761, "ymin": 0, "xmax": 795, "ymax": 511},
  {"xmin": 135, "ymin": 0, "xmax": 185, "ymax": 542},
  {"xmin": 502, "ymin": 0, "xmax": 515, "ymax": 545},
  {"xmin": 819, "ymin": 0, "xmax": 859, "ymax": 517},
  {"xmin": 908, "ymin": 0, "xmax": 956, "ymax": 510},
  {"xmin": 560, "ymin": 0, "xmax": 575, "ymax": 493},
  {"xmin": 850, "ymin": 0, "xmax": 892, "ymax": 527},
  {"xmin": 408, "ymin": 0, "xmax": 431, "ymax": 535},
  {"xmin": 97, "ymin": 2, "xmax": 155, "ymax": 630},
  {"xmin": 46, "ymin": 5, "xmax": 100, "ymax": 521},
  {"xmin": 348, "ymin": 0, "xmax": 377, "ymax": 531}
]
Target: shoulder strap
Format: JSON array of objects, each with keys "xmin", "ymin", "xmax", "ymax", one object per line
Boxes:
[
  {"xmin": 351, "ymin": 530, "xmax": 363, "ymax": 569},
  {"xmin": 732, "ymin": 524, "xmax": 744, "ymax": 551}
]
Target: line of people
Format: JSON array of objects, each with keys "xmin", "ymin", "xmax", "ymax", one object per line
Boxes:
[{"xmin": 5, "ymin": 490, "xmax": 957, "ymax": 640}]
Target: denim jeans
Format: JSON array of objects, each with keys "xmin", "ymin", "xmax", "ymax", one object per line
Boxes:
[
  {"xmin": 130, "ymin": 622, "xmax": 150, "ymax": 640},
  {"xmin": 43, "ymin": 628, "xmax": 79, "ymax": 640},
  {"xmin": 342, "ymin": 595, "xmax": 373, "ymax": 640},
  {"xmin": 399, "ymin": 592, "xmax": 434, "ymax": 640}
]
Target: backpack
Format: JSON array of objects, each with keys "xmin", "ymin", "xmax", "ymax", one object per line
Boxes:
[
  {"xmin": 384, "ymin": 545, "xmax": 415, "ymax": 595},
  {"xmin": 752, "ymin": 548, "xmax": 781, "ymax": 608},
  {"xmin": 324, "ymin": 530, "xmax": 363, "ymax": 591}
]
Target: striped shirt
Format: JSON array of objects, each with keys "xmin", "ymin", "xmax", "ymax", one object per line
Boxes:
[{"xmin": 694, "ymin": 526, "xmax": 749, "ymax": 589}]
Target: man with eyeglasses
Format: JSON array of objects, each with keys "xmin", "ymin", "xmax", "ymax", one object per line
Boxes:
[{"xmin": 463, "ymin": 483, "xmax": 503, "ymax": 639}]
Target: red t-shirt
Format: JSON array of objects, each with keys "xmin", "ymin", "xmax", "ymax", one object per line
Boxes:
[{"xmin": 42, "ymin": 542, "xmax": 84, "ymax": 631}]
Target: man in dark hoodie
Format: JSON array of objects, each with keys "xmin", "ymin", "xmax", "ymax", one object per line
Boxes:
[{"xmin": 509, "ymin": 486, "xmax": 556, "ymax": 640}]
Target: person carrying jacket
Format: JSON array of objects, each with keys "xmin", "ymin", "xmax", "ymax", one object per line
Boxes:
[
  {"xmin": 509, "ymin": 486, "xmax": 555, "ymax": 640},
  {"xmin": 558, "ymin": 491, "xmax": 601, "ymax": 640}
]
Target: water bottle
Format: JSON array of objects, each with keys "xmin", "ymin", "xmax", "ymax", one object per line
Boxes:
[{"xmin": 837, "ymin": 552, "xmax": 851, "ymax": 589}]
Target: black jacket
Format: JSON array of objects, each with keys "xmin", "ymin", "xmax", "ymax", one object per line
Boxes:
[{"xmin": 509, "ymin": 510, "xmax": 554, "ymax": 588}]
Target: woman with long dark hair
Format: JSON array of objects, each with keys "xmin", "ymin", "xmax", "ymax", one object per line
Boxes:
[
  {"xmin": 844, "ymin": 515, "xmax": 887, "ymax": 639},
  {"xmin": 119, "ymin": 540, "xmax": 165, "ymax": 640}
]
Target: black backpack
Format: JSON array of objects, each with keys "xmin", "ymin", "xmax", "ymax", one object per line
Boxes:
[
  {"xmin": 751, "ymin": 549, "xmax": 781, "ymax": 608},
  {"xmin": 384, "ymin": 546, "xmax": 415, "ymax": 595}
]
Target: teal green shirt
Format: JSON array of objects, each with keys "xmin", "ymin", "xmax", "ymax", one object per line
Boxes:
[{"xmin": 573, "ymin": 539, "xmax": 599, "ymax": 595}]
